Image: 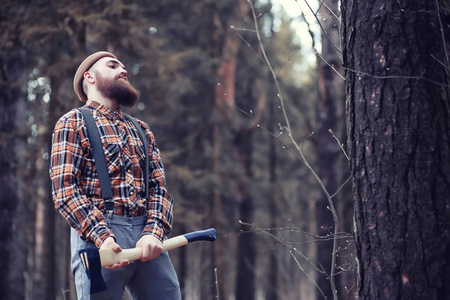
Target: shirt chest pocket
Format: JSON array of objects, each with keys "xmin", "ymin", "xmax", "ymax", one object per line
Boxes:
[
  {"xmin": 102, "ymin": 143, "xmax": 122, "ymax": 174},
  {"xmin": 134, "ymin": 142, "xmax": 146, "ymax": 161},
  {"xmin": 84, "ymin": 142, "xmax": 122, "ymax": 173},
  {"xmin": 81, "ymin": 141, "xmax": 121, "ymax": 194},
  {"xmin": 134, "ymin": 139, "xmax": 152, "ymax": 174}
]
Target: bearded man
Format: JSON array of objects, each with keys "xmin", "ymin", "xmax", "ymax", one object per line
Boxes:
[{"xmin": 50, "ymin": 52, "xmax": 181, "ymax": 300}]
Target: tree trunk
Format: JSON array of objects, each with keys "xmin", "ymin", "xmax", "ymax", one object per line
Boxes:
[
  {"xmin": 234, "ymin": 75, "xmax": 266, "ymax": 300},
  {"xmin": 342, "ymin": 1, "xmax": 450, "ymax": 299},
  {"xmin": 266, "ymin": 97, "xmax": 278, "ymax": 300},
  {"xmin": 235, "ymin": 128, "xmax": 256, "ymax": 300},
  {"xmin": 212, "ymin": 1, "xmax": 254, "ymax": 299},
  {"xmin": 0, "ymin": 48, "xmax": 29, "ymax": 300},
  {"xmin": 214, "ymin": 0, "xmax": 248, "ymax": 122},
  {"xmin": 314, "ymin": 0, "xmax": 346, "ymax": 298}
]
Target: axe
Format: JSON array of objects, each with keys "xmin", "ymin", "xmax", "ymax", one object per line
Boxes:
[{"xmin": 79, "ymin": 228, "xmax": 217, "ymax": 299}]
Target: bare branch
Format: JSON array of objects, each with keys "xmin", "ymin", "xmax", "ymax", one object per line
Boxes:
[
  {"xmin": 245, "ymin": 2, "xmax": 343, "ymax": 298},
  {"xmin": 214, "ymin": 268, "xmax": 220, "ymax": 300},
  {"xmin": 329, "ymin": 129, "xmax": 349, "ymax": 160},
  {"xmin": 295, "ymin": 0, "xmax": 345, "ymax": 80},
  {"xmin": 435, "ymin": 0, "xmax": 450, "ymax": 74},
  {"xmin": 298, "ymin": 0, "xmax": 341, "ymax": 54},
  {"xmin": 330, "ymin": 176, "xmax": 352, "ymax": 199},
  {"xmin": 316, "ymin": 50, "xmax": 345, "ymax": 80},
  {"xmin": 290, "ymin": 250, "xmax": 327, "ymax": 299},
  {"xmin": 343, "ymin": 67, "xmax": 450, "ymax": 88}
]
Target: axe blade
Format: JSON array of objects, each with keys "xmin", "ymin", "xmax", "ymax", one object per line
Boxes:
[
  {"xmin": 79, "ymin": 228, "xmax": 217, "ymax": 296},
  {"xmin": 79, "ymin": 248, "xmax": 112, "ymax": 298}
]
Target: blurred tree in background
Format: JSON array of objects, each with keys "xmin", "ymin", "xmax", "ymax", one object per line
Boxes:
[{"xmin": 0, "ymin": 0, "xmax": 353, "ymax": 299}]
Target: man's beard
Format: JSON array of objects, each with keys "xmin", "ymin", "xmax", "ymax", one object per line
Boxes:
[{"xmin": 96, "ymin": 72, "xmax": 140, "ymax": 107}]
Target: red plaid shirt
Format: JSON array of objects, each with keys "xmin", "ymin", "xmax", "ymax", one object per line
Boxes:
[{"xmin": 50, "ymin": 101, "xmax": 173, "ymax": 247}]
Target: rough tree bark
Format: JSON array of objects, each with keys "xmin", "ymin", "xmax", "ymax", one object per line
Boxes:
[{"xmin": 342, "ymin": 1, "xmax": 450, "ymax": 299}]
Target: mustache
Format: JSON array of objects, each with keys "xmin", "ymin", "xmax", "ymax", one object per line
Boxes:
[{"xmin": 116, "ymin": 74, "xmax": 129, "ymax": 82}]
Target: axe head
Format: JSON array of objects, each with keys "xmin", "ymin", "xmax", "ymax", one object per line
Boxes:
[
  {"xmin": 79, "ymin": 248, "xmax": 111, "ymax": 297},
  {"xmin": 77, "ymin": 228, "xmax": 217, "ymax": 298}
]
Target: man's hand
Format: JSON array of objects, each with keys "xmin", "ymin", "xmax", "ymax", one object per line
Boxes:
[
  {"xmin": 136, "ymin": 235, "xmax": 163, "ymax": 262},
  {"xmin": 100, "ymin": 237, "xmax": 130, "ymax": 270}
]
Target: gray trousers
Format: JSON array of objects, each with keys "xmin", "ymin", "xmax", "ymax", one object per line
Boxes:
[{"xmin": 71, "ymin": 215, "xmax": 181, "ymax": 300}]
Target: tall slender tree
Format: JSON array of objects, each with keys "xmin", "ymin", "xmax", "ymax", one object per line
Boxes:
[
  {"xmin": 0, "ymin": 28, "xmax": 30, "ymax": 300},
  {"xmin": 312, "ymin": 0, "xmax": 346, "ymax": 298}
]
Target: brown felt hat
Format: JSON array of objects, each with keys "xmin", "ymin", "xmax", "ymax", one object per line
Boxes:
[{"xmin": 73, "ymin": 51, "xmax": 117, "ymax": 101}]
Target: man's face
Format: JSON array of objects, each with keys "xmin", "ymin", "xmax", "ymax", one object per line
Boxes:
[{"xmin": 93, "ymin": 57, "xmax": 140, "ymax": 107}]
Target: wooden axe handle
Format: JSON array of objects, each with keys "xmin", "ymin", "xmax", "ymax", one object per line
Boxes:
[{"xmin": 99, "ymin": 228, "xmax": 216, "ymax": 267}]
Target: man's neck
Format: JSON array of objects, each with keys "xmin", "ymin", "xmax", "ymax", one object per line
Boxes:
[{"xmin": 86, "ymin": 90, "xmax": 119, "ymax": 111}]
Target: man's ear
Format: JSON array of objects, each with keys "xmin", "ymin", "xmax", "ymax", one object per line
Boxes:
[{"xmin": 83, "ymin": 71, "xmax": 95, "ymax": 84}]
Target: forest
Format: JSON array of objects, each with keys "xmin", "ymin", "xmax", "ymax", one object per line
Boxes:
[{"xmin": 1, "ymin": 0, "xmax": 449, "ymax": 300}]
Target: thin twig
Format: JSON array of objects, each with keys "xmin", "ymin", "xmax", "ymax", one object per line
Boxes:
[
  {"xmin": 214, "ymin": 268, "xmax": 220, "ymax": 299},
  {"xmin": 329, "ymin": 129, "xmax": 349, "ymax": 160},
  {"xmin": 345, "ymin": 282, "xmax": 357, "ymax": 300},
  {"xmin": 322, "ymin": 1, "xmax": 339, "ymax": 20},
  {"xmin": 296, "ymin": 0, "xmax": 345, "ymax": 80},
  {"xmin": 290, "ymin": 250, "xmax": 327, "ymax": 299},
  {"xmin": 239, "ymin": 220, "xmax": 326, "ymax": 275},
  {"xmin": 343, "ymin": 67, "xmax": 450, "ymax": 88},
  {"xmin": 231, "ymin": 26, "xmax": 265, "ymax": 64},
  {"xmin": 246, "ymin": 2, "xmax": 340, "ymax": 299},
  {"xmin": 298, "ymin": 0, "xmax": 342, "ymax": 54},
  {"xmin": 317, "ymin": 50, "xmax": 345, "ymax": 80},
  {"xmin": 236, "ymin": 221, "xmax": 352, "ymax": 242},
  {"xmin": 435, "ymin": 0, "xmax": 450, "ymax": 74},
  {"xmin": 431, "ymin": 54, "xmax": 450, "ymax": 71},
  {"xmin": 330, "ymin": 176, "xmax": 352, "ymax": 199}
]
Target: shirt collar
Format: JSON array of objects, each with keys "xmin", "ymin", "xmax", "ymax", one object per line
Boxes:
[{"xmin": 86, "ymin": 100, "xmax": 124, "ymax": 121}]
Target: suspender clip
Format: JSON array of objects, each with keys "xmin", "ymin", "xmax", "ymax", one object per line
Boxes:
[{"xmin": 106, "ymin": 210, "xmax": 114, "ymax": 219}]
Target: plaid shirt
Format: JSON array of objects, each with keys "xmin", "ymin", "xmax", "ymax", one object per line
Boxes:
[{"xmin": 50, "ymin": 101, "xmax": 173, "ymax": 247}]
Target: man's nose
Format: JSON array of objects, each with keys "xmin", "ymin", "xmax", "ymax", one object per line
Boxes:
[{"xmin": 119, "ymin": 69, "xmax": 127, "ymax": 78}]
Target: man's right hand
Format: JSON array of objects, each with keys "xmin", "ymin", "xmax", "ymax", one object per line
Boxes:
[{"xmin": 100, "ymin": 237, "xmax": 130, "ymax": 270}]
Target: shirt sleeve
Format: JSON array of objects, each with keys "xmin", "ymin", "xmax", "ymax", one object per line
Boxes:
[
  {"xmin": 139, "ymin": 121, "xmax": 174, "ymax": 241},
  {"xmin": 49, "ymin": 111, "xmax": 115, "ymax": 248}
]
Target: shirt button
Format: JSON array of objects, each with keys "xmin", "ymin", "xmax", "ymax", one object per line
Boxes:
[
  {"xmin": 130, "ymin": 191, "xmax": 134, "ymax": 196},
  {"xmin": 127, "ymin": 169, "xmax": 131, "ymax": 173}
]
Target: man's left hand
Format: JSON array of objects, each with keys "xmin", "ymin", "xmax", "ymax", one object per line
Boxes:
[{"xmin": 136, "ymin": 235, "xmax": 163, "ymax": 262}]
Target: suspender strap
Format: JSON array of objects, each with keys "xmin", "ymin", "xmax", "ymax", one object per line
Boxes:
[
  {"xmin": 79, "ymin": 107, "xmax": 151, "ymax": 218},
  {"xmin": 126, "ymin": 115, "xmax": 150, "ymax": 200},
  {"xmin": 79, "ymin": 107, "xmax": 115, "ymax": 216}
]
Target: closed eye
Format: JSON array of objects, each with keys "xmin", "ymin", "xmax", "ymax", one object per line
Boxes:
[{"xmin": 105, "ymin": 59, "xmax": 126, "ymax": 72}]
